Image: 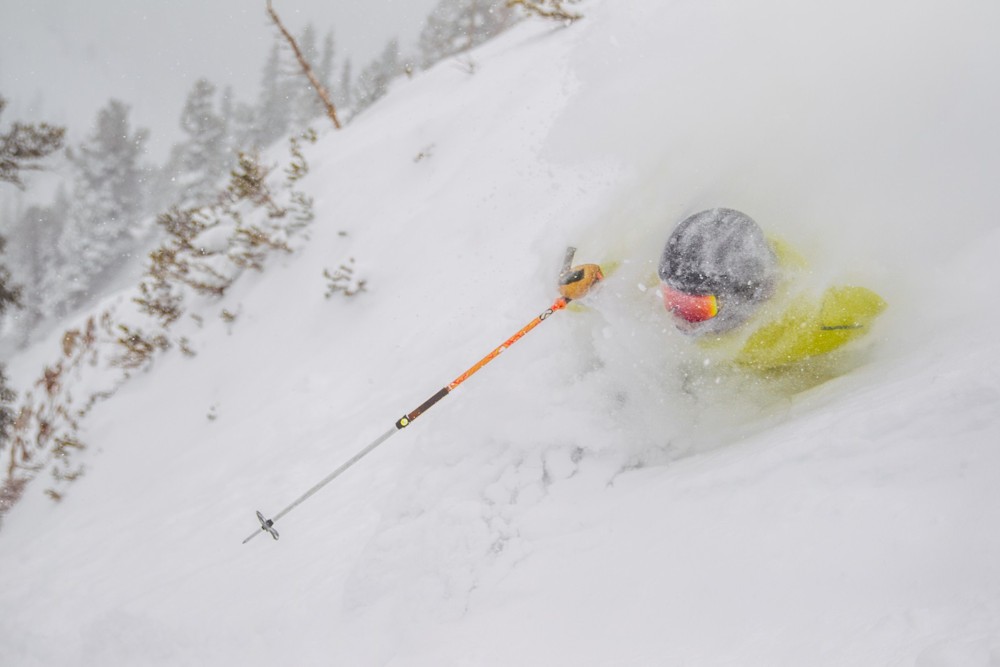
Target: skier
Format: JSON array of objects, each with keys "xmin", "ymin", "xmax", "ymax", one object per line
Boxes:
[{"xmin": 658, "ymin": 208, "xmax": 886, "ymax": 371}]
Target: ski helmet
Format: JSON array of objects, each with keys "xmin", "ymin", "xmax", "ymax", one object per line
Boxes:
[{"xmin": 658, "ymin": 208, "xmax": 778, "ymax": 333}]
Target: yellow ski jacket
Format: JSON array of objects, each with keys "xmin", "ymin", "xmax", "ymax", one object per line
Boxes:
[{"xmin": 696, "ymin": 241, "xmax": 887, "ymax": 371}]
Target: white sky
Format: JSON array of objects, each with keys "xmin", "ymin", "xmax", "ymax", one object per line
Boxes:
[{"xmin": 0, "ymin": 0, "xmax": 441, "ymax": 160}]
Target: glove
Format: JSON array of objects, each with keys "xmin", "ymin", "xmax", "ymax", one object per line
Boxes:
[{"xmin": 558, "ymin": 264, "xmax": 604, "ymax": 300}]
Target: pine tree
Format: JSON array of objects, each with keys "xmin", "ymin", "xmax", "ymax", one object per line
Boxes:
[
  {"xmin": 319, "ymin": 31, "xmax": 336, "ymax": 90},
  {"xmin": 354, "ymin": 38, "xmax": 403, "ymax": 113},
  {"xmin": 0, "ymin": 95, "xmax": 66, "ymax": 189},
  {"xmin": 219, "ymin": 85, "xmax": 235, "ymax": 146},
  {"xmin": 0, "ymin": 234, "xmax": 21, "ymax": 321},
  {"xmin": 256, "ymin": 42, "xmax": 292, "ymax": 147},
  {"xmin": 3, "ymin": 191, "xmax": 70, "ymax": 339},
  {"xmin": 167, "ymin": 78, "xmax": 230, "ymax": 207},
  {"xmin": 214, "ymin": 85, "xmax": 258, "ymax": 164},
  {"xmin": 0, "ymin": 96, "xmax": 66, "ymax": 353},
  {"xmin": 231, "ymin": 102, "xmax": 258, "ymax": 150},
  {"xmin": 290, "ymin": 24, "xmax": 321, "ymax": 128},
  {"xmin": 337, "ymin": 58, "xmax": 354, "ymax": 111},
  {"xmin": 0, "ymin": 362, "xmax": 15, "ymax": 448},
  {"xmin": 0, "ymin": 232, "xmax": 21, "ymax": 450},
  {"xmin": 418, "ymin": 0, "xmax": 513, "ymax": 69},
  {"xmin": 313, "ymin": 30, "xmax": 337, "ymax": 120},
  {"xmin": 265, "ymin": 2, "xmax": 341, "ymax": 132},
  {"xmin": 57, "ymin": 99, "xmax": 149, "ymax": 311}
]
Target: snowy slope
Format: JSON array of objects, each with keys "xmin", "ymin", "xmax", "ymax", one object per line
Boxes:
[{"xmin": 3, "ymin": 0, "xmax": 1000, "ymax": 665}]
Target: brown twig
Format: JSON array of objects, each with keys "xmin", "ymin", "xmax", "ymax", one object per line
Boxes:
[
  {"xmin": 265, "ymin": 0, "xmax": 342, "ymax": 130},
  {"xmin": 507, "ymin": 0, "xmax": 583, "ymax": 22}
]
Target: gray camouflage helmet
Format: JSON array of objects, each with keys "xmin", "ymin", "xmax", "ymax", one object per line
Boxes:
[{"xmin": 658, "ymin": 208, "xmax": 779, "ymax": 333}]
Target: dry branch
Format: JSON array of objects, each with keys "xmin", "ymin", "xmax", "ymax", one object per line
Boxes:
[
  {"xmin": 266, "ymin": 0, "xmax": 342, "ymax": 130},
  {"xmin": 507, "ymin": 0, "xmax": 583, "ymax": 22}
]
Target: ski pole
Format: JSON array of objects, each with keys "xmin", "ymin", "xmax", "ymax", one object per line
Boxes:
[{"xmin": 243, "ymin": 256, "xmax": 603, "ymax": 544}]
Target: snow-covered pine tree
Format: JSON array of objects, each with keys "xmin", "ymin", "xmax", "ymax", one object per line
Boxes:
[
  {"xmin": 255, "ymin": 42, "xmax": 293, "ymax": 147},
  {"xmin": 4, "ymin": 190, "xmax": 71, "ymax": 341},
  {"xmin": 289, "ymin": 24, "xmax": 335, "ymax": 128},
  {"xmin": 222, "ymin": 86, "xmax": 259, "ymax": 159},
  {"xmin": 0, "ymin": 95, "xmax": 66, "ymax": 189},
  {"xmin": 314, "ymin": 30, "xmax": 336, "ymax": 120},
  {"xmin": 0, "ymin": 233, "xmax": 21, "ymax": 322},
  {"xmin": 1, "ymin": 99, "xmax": 66, "ymax": 440},
  {"xmin": 290, "ymin": 24, "xmax": 317, "ymax": 128},
  {"xmin": 164, "ymin": 78, "xmax": 230, "ymax": 208},
  {"xmin": 336, "ymin": 58, "xmax": 353, "ymax": 112},
  {"xmin": 57, "ymin": 99, "xmax": 149, "ymax": 313},
  {"xmin": 0, "ymin": 361, "xmax": 14, "ymax": 441},
  {"xmin": 354, "ymin": 38, "xmax": 404, "ymax": 113},
  {"xmin": 418, "ymin": 0, "xmax": 513, "ymax": 70},
  {"xmin": 0, "ymin": 235, "xmax": 17, "ymax": 452},
  {"xmin": 265, "ymin": 2, "xmax": 342, "ymax": 132}
]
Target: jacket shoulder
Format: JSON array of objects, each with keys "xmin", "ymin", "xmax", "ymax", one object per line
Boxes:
[
  {"xmin": 735, "ymin": 285, "xmax": 887, "ymax": 369},
  {"xmin": 819, "ymin": 286, "xmax": 887, "ymax": 330}
]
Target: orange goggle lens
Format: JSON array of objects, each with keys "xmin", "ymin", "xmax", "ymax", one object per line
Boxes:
[{"xmin": 661, "ymin": 283, "xmax": 718, "ymax": 323}]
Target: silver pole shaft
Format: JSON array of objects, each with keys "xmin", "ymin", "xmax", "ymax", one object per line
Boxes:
[{"xmin": 242, "ymin": 425, "xmax": 399, "ymax": 544}]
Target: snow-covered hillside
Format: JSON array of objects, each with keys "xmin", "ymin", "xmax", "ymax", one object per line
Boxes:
[{"xmin": 3, "ymin": 1, "xmax": 999, "ymax": 665}]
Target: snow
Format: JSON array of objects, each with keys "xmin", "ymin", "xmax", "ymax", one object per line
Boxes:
[{"xmin": 3, "ymin": 0, "xmax": 1000, "ymax": 665}]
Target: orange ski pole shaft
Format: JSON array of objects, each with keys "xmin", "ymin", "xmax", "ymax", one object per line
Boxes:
[{"xmin": 393, "ymin": 296, "xmax": 570, "ymax": 430}]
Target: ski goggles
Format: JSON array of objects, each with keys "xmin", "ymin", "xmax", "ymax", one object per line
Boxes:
[{"xmin": 661, "ymin": 283, "xmax": 718, "ymax": 323}]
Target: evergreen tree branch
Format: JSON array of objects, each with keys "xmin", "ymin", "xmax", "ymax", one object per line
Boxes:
[{"xmin": 0, "ymin": 96, "xmax": 66, "ymax": 189}]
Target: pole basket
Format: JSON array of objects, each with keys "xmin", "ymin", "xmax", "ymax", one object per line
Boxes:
[{"xmin": 255, "ymin": 510, "xmax": 280, "ymax": 541}]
